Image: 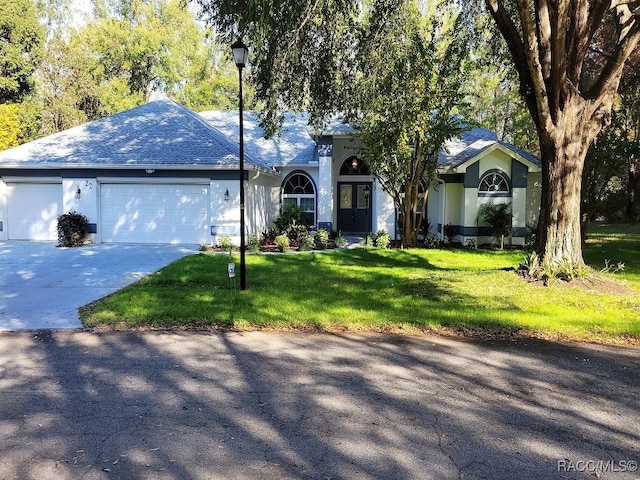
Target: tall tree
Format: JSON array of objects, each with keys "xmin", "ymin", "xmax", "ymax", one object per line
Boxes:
[
  {"xmin": 0, "ymin": 0, "xmax": 44, "ymax": 103},
  {"xmin": 484, "ymin": 0, "xmax": 640, "ymax": 270},
  {"xmin": 356, "ymin": 1, "xmax": 468, "ymax": 246}
]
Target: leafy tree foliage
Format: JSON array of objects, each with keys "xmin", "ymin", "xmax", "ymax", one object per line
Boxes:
[
  {"xmin": 460, "ymin": 14, "xmax": 537, "ymax": 153},
  {"xmin": 31, "ymin": 0, "xmax": 237, "ymax": 136},
  {"xmin": 195, "ymin": 0, "xmax": 359, "ymax": 135},
  {"xmin": 484, "ymin": 0, "xmax": 640, "ymax": 270},
  {"xmin": 356, "ymin": 1, "xmax": 469, "ymax": 246},
  {"xmin": 0, "ymin": 104, "xmax": 21, "ymax": 150},
  {"xmin": 0, "ymin": 0, "xmax": 44, "ymax": 103}
]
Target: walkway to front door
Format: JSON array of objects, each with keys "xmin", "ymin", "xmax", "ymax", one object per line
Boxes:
[{"xmin": 337, "ymin": 182, "xmax": 372, "ymax": 234}]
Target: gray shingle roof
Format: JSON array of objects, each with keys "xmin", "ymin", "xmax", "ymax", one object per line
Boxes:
[
  {"xmin": 0, "ymin": 99, "xmax": 275, "ymax": 172},
  {"xmin": 199, "ymin": 111, "xmax": 318, "ymax": 167},
  {"xmin": 438, "ymin": 126, "xmax": 540, "ymax": 170}
]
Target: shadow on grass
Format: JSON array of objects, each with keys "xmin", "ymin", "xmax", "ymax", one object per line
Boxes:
[{"xmin": 81, "ymin": 249, "xmax": 528, "ymax": 335}]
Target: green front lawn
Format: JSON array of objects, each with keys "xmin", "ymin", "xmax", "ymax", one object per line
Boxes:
[{"xmin": 80, "ymin": 224, "xmax": 640, "ymax": 344}]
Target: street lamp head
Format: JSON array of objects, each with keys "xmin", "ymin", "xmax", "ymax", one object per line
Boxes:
[{"xmin": 231, "ymin": 38, "xmax": 249, "ymax": 68}]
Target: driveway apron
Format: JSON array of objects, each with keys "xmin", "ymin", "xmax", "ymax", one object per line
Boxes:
[{"xmin": 0, "ymin": 242, "xmax": 195, "ymax": 331}]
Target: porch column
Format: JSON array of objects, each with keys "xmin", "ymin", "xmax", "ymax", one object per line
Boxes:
[{"xmin": 317, "ymin": 142, "xmax": 334, "ymax": 231}]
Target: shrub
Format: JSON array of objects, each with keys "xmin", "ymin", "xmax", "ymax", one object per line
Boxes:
[
  {"xmin": 275, "ymin": 234, "xmax": 289, "ymax": 252},
  {"xmin": 299, "ymin": 232, "xmax": 315, "ymax": 251},
  {"xmin": 57, "ymin": 211, "xmax": 89, "ymax": 247},
  {"xmin": 360, "ymin": 234, "xmax": 374, "ymax": 247},
  {"xmin": 424, "ymin": 233, "xmax": 440, "ymax": 249},
  {"xmin": 248, "ymin": 233, "xmax": 260, "ymax": 253},
  {"xmin": 443, "ymin": 223, "xmax": 459, "ymax": 244},
  {"xmin": 274, "ymin": 204, "xmax": 309, "ymax": 232},
  {"xmin": 314, "ymin": 228, "xmax": 329, "ymax": 249},
  {"xmin": 479, "ymin": 203, "xmax": 512, "ymax": 249},
  {"xmin": 373, "ymin": 230, "xmax": 390, "ymax": 249},
  {"xmin": 334, "ymin": 235, "xmax": 348, "ymax": 248},
  {"xmin": 465, "ymin": 238, "xmax": 477, "ymax": 250},
  {"xmin": 218, "ymin": 235, "xmax": 234, "ymax": 253},
  {"xmin": 261, "ymin": 227, "xmax": 278, "ymax": 246}
]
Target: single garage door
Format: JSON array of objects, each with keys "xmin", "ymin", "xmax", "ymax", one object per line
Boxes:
[
  {"xmin": 100, "ymin": 183, "xmax": 210, "ymax": 244},
  {"xmin": 7, "ymin": 183, "xmax": 62, "ymax": 241}
]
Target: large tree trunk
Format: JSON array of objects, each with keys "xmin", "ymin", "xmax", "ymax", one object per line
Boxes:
[{"xmin": 535, "ymin": 101, "xmax": 593, "ymax": 268}]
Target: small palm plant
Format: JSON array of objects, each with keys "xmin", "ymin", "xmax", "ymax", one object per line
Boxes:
[{"xmin": 479, "ymin": 203, "xmax": 512, "ymax": 250}]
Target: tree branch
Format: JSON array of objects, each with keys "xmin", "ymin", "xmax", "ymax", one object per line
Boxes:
[
  {"xmin": 515, "ymin": 0, "xmax": 555, "ymax": 132},
  {"xmin": 485, "ymin": 0, "xmax": 541, "ymax": 125},
  {"xmin": 587, "ymin": 6, "xmax": 640, "ymax": 103}
]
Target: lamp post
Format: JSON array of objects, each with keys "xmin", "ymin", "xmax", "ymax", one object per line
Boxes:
[{"xmin": 232, "ymin": 38, "xmax": 248, "ymax": 290}]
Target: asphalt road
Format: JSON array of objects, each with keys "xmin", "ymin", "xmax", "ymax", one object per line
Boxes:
[{"xmin": 1, "ymin": 330, "xmax": 638, "ymax": 480}]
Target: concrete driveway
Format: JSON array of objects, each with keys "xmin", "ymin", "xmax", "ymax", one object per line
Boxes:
[{"xmin": 0, "ymin": 242, "xmax": 196, "ymax": 331}]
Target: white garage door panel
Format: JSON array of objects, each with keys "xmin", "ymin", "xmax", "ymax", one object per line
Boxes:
[
  {"xmin": 100, "ymin": 184, "xmax": 209, "ymax": 244},
  {"xmin": 7, "ymin": 183, "xmax": 62, "ymax": 240}
]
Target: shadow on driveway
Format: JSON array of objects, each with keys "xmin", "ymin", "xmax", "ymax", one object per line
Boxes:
[{"xmin": 0, "ymin": 330, "xmax": 638, "ymax": 479}]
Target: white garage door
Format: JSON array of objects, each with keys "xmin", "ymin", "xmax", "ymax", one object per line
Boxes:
[
  {"xmin": 7, "ymin": 183, "xmax": 62, "ymax": 241},
  {"xmin": 100, "ymin": 183, "xmax": 210, "ymax": 244}
]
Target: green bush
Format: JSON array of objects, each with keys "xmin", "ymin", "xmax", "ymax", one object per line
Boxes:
[
  {"xmin": 465, "ymin": 238, "xmax": 478, "ymax": 250},
  {"xmin": 248, "ymin": 233, "xmax": 260, "ymax": 252},
  {"xmin": 57, "ymin": 211, "xmax": 89, "ymax": 247},
  {"xmin": 299, "ymin": 232, "xmax": 315, "ymax": 251},
  {"xmin": 274, "ymin": 205, "xmax": 308, "ymax": 232},
  {"xmin": 275, "ymin": 234, "xmax": 290, "ymax": 252},
  {"xmin": 314, "ymin": 228, "xmax": 329, "ymax": 249},
  {"xmin": 424, "ymin": 233, "xmax": 440, "ymax": 248},
  {"xmin": 334, "ymin": 235, "xmax": 348, "ymax": 247},
  {"xmin": 373, "ymin": 230, "xmax": 390, "ymax": 249},
  {"xmin": 218, "ymin": 235, "xmax": 234, "ymax": 253}
]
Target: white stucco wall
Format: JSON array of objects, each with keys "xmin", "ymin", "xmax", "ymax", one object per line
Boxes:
[
  {"xmin": 63, "ymin": 178, "xmax": 99, "ymax": 242},
  {"xmin": 374, "ymin": 180, "xmax": 396, "ymax": 237},
  {"xmin": 318, "ymin": 153, "xmax": 333, "ymax": 227},
  {"xmin": 445, "ymin": 183, "xmax": 464, "ymax": 227}
]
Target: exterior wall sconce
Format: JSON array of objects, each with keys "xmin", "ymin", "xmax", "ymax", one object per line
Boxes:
[
  {"xmin": 224, "ymin": 188, "xmax": 230, "ymax": 203},
  {"xmin": 351, "ymin": 157, "xmax": 359, "ymax": 169},
  {"xmin": 74, "ymin": 187, "xmax": 81, "ymax": 202}
]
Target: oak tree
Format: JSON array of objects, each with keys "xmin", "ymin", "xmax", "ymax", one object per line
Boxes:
[{"xmin": 485, "ymin": 0, "xmax": 640, "ymax": 268}]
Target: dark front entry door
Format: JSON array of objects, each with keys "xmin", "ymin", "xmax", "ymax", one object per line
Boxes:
[{"xmin": 337, "ymin": 182, "xmax": 372, "ymax": 234}]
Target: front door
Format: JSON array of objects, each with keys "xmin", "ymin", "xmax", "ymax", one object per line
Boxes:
[{"xmin": 337, "ymin": 182, "xmax": 372, "ymax": 234}]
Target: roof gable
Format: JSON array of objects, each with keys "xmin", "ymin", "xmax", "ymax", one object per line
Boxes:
[{"xmin": 438, "ymin": 127, "xmax": 540, "ymax": 171}]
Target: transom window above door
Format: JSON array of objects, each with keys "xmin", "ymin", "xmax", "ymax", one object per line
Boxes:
[{"xmin": 340, "ymin": 156, "xmax": 371, "ymax": 175}]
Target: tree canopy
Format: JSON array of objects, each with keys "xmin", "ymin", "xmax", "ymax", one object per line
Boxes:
[{"xmin": 0, "ymin": 0, "xmax": 44, "ymax": 103}]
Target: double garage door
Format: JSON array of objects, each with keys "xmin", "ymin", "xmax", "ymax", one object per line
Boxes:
[
  {"xmin": 6, "ymin": 182, "xmax": 211, "ymax": 244},
  {"xmin": 100, "ymin": 184, "xmax": 210, "ymax": 244}
]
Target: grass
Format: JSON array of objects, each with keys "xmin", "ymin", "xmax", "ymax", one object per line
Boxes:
[{"xmin": 80, "ymin": 224, "xmax": 640, "ymax": 345}]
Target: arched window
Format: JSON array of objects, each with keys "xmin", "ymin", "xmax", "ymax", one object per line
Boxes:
[
  {"xmin": 340, "ymin": 156, "xmax": 371, "ymax": 175},
  {"xmin": 281, "ymin": 172, "xmax": 316, "ymax": 225},
  {"xmin": 478, "ymin": 170, "xmax": 510, "ymax": 196}
]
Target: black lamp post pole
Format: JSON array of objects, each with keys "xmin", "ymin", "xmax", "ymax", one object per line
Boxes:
[
  {"xmin": 238, "ymin": 65, "xmax": 246, "ymax": 290},
  {"xmin": 232, "ymin": 38, "xmax": 248, "ymax": 290}
]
